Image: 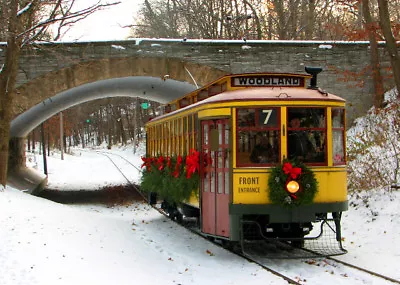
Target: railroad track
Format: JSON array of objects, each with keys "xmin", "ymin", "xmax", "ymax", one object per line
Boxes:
[
  {"xmin": 39, "ymin": 149, "xmax": 144, "ymax": 204},
  {"xmin": 97, "ymin": 149, "xmax": 400, "ymax": 285},
  {"xmin": 241, "ymin": 243, "xmax": 400, "ymax": 285},
  {"xmin": 95, "ymin": 150, "xmax": 303, "ymax": 284},
  {"xmin": 91, "ymin": 149, "xmax": 142, "ymax": 186},
  {"xmin": 75, "ymin": 148, "xmax": 143, "ymax": 191},
  {"xmin": 325, "ymin": 256, "xmax": 400, "ymax": 284}
]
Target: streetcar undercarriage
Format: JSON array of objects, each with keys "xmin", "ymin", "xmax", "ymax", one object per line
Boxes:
[
  {"xmin": 239, "ymin": 212, "xmax": 347, "ymax": 257},
  {"xmin": 157, "ymin": 198, "xmax": 347, "ymax": 257}
]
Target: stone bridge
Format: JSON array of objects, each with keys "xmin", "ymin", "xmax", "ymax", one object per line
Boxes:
[
  {"xmin": 0, "ymin": 38, "xmax": 396, "ymax": 190},
  {"xmin": 6, "ymin": 39, "xmax": 395, "ymax": 122}
]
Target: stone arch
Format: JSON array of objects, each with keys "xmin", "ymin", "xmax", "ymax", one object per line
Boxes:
[
  {"xmin": 11, "ymin": 57, "xmax": 227, "ymax": 138},
  {"xmin": 13, "ymin": 56, "xmax": 227, "ymax": 118},
  {"xmin": 8, "ymin": 57, "xmax": 227, "ymax": 178}
]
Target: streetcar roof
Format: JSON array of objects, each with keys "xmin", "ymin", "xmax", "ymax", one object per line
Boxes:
[
  {"xmin": 147, "ymin": 87, "xmax": 345, "ymax": 123},
  {"xmin": 202, "ymin": 87, "xmax": 345, "ymax": 103}
]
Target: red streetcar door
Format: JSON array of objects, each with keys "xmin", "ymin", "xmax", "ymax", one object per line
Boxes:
[{"xmin": 201, "ymin": 119, "xmax": 230, "ymax": 238}]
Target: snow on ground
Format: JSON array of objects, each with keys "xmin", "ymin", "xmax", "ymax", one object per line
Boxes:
[
  {"xmin": 1, "ymin": 140, "xmax": 400, "ymax": 284},
  {"xmin": 1, "ymin": 145, "xmax": 286, "ymax": 285},
  {"xmin": 0, "ymin": 185, "xmax": 284, "ymax": 285}
]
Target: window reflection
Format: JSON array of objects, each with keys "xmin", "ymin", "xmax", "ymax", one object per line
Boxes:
[
  {"xmin": 287, "ymin": 108, "xmax": 326, "ymax": 164},
  {"xmin": 237, "ymin": 108, "xmax": 280, "ymax": 166},
  {"xmin": 332, "ymin": 108, "xmax": 345, "ymax": 165}
]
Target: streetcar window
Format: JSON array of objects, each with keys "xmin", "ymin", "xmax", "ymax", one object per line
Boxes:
[
  {"xmin": 183, "ymin": 117, "xmax": 187, "ymax": 155},
  {"xmin": 238, "ymin": 109, "xmax": 256, "ymax": 127},
  {"xmin": 332, "ymin": 108, "xmax": 346, "ymax": 165},
  {"xmin": 287, "ymin": 108, "xmax": 326, "ymax": 164},
  {"xmin": 194, "ymin": 114, "xmax": 199, "ymax": 150},
  {"xmin": 188, "ymin": 115, "xmax": 193, "ymax": 152},
  {"xmin": 236, "ymin": 108, "xmax": 280, "ymax": 166}
]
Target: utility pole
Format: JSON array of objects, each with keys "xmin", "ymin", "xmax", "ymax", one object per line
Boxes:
[
  {"xmin": 41, "ymin": 123, "xmax": 48, "ymax": 176},
  {"xmin": 133, "ymin": 97, "xmax": 138, "ymax": 154},
  {"xmin": 60, "ymin": 112, "xmax": 64, "ymax": 160}
]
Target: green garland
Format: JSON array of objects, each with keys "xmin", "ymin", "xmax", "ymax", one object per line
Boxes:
[
  {"xmin": 268, "ymin": 160, "xmax": 318, "ymax": 207},
  {"xmin": 140, "ymin": 151, "xmax": 201, "ymax": 205}
]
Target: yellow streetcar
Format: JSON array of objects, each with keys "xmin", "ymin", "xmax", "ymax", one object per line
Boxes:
[{"xmin": 142, "ymin": 67, "xmax": 347, "ymax": 255}]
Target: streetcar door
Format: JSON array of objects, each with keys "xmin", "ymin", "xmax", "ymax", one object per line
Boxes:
[{"xmin": 201, "ymin": 119, "xmax": 230, "ymax": 238}]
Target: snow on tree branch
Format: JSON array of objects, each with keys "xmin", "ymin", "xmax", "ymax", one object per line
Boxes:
[
  {"xmin": 19, "ymin": 1, "xmax": 121, "ymax": 44},
  {"xmin": 17, "ymin": 2, "xmax": 33, "ymax": 17}
]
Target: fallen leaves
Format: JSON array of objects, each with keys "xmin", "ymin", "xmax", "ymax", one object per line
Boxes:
[{"xmin": 206, "ymin": 249, "xmax": 214, "ymax": 256}]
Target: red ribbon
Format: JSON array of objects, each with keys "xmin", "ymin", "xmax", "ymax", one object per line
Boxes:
[
  {"xmin": 283, "ymin": 162, "xmax": 302, "ymax": 179},
  {"xmin": 185, "ymin": 149, "xmax": 200, "ymax": 178},
  {"xmin": 156, "ymin": 155, "xmax": 165, "ymax": 171},
  {"xmin": 141, "ymin": 157, "xmax": 154, "ymax": 171},
  {"xmin": 166, "ymin": 156, "xmax": 172, "ymax": 169},
  {"xmin": 172, "ymin": 155, "xmax": 183, "ymax": 178},
  {"xmin": 143, "ymin": 150, "xmax": 210, "ymax": 179}
]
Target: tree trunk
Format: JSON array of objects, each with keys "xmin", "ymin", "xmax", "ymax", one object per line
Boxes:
[
  {"xmin": 305, "ymin": 0, "xmax": 315, "ymax": 39},
  {"xmin": 362, "ymin": 0, "xmax": 385, "ymax": 107},
  {"xmin": 0, "ymin": 0, "xmax": 21, "ymax": 186},
  {"xmin": 243, "ymin": 0, "xmax": 262, "ymax": 39},
  {"xmin": 274, "ymin": 0, "xmax": 287, "ymax": 39},
  {"xmin": 377, "ymin": 0, "xmax": 400, "ymax": 97}
]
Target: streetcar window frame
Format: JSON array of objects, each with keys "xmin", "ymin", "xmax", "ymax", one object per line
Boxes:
[
  {"xmin": 287, "ymin": 107, "xmax": 327, "ymax": 166},
  {"xmin": 236, "ymin": 107, "xmax": 281, "ymax": 167},
  {"xmin": 332, "ymin": 108, "xmax": 346, "ymax": 166}
]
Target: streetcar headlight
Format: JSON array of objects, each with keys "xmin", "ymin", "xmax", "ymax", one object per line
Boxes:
[{"xmin": 286, "ymin": 180, "xmax": 300, "ymax": 194}]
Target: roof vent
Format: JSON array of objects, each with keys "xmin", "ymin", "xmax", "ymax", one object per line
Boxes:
[{"xmin": 305, "ymin": 66, "xmax": 323, "ymax": 89}]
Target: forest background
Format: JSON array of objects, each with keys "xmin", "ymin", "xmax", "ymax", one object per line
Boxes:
[{"xmin": 0, "ymin": 0, "xmax": 399, "ymax": 188}]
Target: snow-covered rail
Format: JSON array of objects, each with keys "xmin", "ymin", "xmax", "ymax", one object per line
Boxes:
[
  {"xmin": 92, "ymin": 150, "xmax": 141, "ymax": 188},
  {"xmin": 148, "ymin": 203, "xmax": 400, "ymax": 285},
  {"xmin": 98, "ymin": 150, "xmax": 400, "ymax": 285},
  {"xmin": 324, "ymin": 256, "xmax": 400, "ymax": 284}
]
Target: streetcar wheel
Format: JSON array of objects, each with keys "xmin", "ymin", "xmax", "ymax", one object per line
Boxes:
[
  {"xmin": 175, "ymin": 212, "xmax": 183, "ymax": 224},
  {"xmin": 291, "ymin": 240, "xmax": 305, "ymax": 248},
  {"xmin": 206, "ymin": 236, "xmax": 215, "ymax": 242},
  {"xmin": 148, "ymin": 192, "xmax": 157, "ymax": 205},
  {"xmin": 221, "ymin": 240, "xmax": 237, "ymax": 250}
]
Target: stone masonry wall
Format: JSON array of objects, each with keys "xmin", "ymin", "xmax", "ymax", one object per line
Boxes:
[{"xmin": 0, "ymin": 39, "xmax": 397, "ymax": 125}]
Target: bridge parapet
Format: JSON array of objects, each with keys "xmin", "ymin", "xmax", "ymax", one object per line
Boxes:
[{"xmin": 0, "ymin": 39, "xmax": 397, "ymax": 123}]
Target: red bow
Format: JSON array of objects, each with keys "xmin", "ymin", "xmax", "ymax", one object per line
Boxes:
[
  {"xmin": 141, "ymin": 157, "xmax": 154, "ymax": 171},
  {"xmin": 156, "ymin": 155, "xmax": 165, "ymax": 171},
  {"xmin": 172, "ymin": 155, "xmax": 183, "ymax": 178},
  {"xmin": 283, "ymin": 162, "xmax": 302, "ymax": 179},
  {"xmin": 186, "ymin": 149, "xmax": 200, "ymax": 178},
  {"xmin": 166, "ymin": 156, "xmax": 172, "ymax": 168}
]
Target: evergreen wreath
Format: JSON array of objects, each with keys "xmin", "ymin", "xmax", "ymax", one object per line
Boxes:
[{"xmin": 268, "ymin": 159, "xmax": 318, "ymax": 207}]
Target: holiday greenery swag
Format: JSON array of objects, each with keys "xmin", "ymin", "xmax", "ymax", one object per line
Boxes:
[
  {"xmin": 268, "ymin": 160, "xmax": 318, "ymax": 207},
  {"xmin": 140, "ymin": 149, "xmax": 209, "ymax": 204}
]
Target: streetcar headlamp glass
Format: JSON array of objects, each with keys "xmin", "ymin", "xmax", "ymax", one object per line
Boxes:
[{"xmin": 286, "ymin": 180, "xmax": 300, "ymax": 194}]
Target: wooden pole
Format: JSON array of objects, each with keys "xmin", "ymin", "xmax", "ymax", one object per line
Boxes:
[
  {"xmin": 60, "ymin": 112, "xmax": 64, "ymax": 160},
  {"xmin": 41, "ymin": 123, "xmax": 48, "ymax": 176}
]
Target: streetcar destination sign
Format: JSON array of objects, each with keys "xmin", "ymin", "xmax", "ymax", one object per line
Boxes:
[{"xmin": 232, "ymin": 75, "xmax": 304, "ymax": 87}]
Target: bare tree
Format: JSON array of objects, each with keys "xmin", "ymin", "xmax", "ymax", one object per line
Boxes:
[
  {"xmin": 377, "ymin": 0, "xmax": 400, "ymax": 97},
  {"xmin": 0, "ymin": 0, "xmax": 120, "ymax": 187},
  {"xmin": 131, "ymin": 0, "xmax": 261, "ymax": 39},
  {"xmin": 362, "ymin": 0, "xmax": 385, "ymax": 107}
]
